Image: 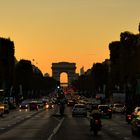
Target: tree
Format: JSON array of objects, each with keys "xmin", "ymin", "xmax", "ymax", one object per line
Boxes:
[
  {"xmin": 15, "ymin": 59, "xmax": 33, "ymax": 98},
  {"xmin": 0, "ymin": 37, "xmax": 15, "ymax": 96}
]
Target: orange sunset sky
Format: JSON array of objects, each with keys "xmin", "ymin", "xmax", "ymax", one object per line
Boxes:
[{"xmin": 0, "ymin": 0, "xmax": 140, "ymax": 77}]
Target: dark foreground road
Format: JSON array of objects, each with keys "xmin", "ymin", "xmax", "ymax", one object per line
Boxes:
[{"xmin": 0, "ymin": 106, "xmax": 139, "ymax": 140}]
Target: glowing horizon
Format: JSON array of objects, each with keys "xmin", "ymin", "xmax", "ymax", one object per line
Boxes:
[{"xmin": 0, "ymin": 0, "xmax": 140, "ymax": 77}]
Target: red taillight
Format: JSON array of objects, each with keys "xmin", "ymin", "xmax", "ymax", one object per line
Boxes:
[
  {"xmin": 127, "ymin": 114, "xmax": 132, "ymax": 119},
  {"xmin": 95, "ymin": 120, "xmax": 99, "ymax": 124},
  {"xmin": 95, "ymin": 119, "xmax": 101, "ymax": 124},
  {"xmin": 108, "ymin": 109, "xmax": 112, "ymax": 112}
]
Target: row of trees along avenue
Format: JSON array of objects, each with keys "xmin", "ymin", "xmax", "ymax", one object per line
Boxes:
[
  {"xmin": 71, "ymin": 23, "xmax": 140, "ymax": 108},
  {"xmin": 0, "ymin": 37, "xmax": 57, "ymax": 105}
]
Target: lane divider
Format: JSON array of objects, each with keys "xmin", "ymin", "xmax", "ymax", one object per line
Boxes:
[{"xmin": 48, "ymin": 117, "xmax": 64, "ymax": 140}]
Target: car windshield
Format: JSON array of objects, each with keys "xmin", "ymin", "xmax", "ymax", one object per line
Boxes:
[
  {"xmin": 21, "ymin": 102, "xmax": 28, "ymax": 105},
  {"xmin": 115, "ymin": 104, "xmax": 123, "ymax": 107},
  {"xmin": 75, "ymin": 105, "xmax": 85, "ymax": 108},
  {"xmin": 136, "ymin": 108, "xmax": 140, "ymax": 112},
  {"xmin": 99, "ymin": 106, "xmax": 109, "ymax": 110}
]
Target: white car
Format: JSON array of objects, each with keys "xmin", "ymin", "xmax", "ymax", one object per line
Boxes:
[
  {"xmin": 112, "ymin": 103, "xmax": 124, "ymax": 113},
  {"xmin": 72, "ymin": 104, "xmax": 87, "ymax": 117}
]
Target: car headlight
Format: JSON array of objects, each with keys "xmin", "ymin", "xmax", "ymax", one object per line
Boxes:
[
  {"xmin": 46, "ymin": 105, "xmax": 49, "ymax": 108},
  {"xmin": 0, "ymin": 106, "xmax": 4, "ymax": 109}
]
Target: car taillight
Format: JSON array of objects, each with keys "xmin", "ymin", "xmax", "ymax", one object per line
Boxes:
[
  {"xmin": 127, "ymin": 114, "xmax": 132, "ymax": 119},
  {"xmin": 95, "ymin": 119, "xmax": 100, "ymax": 124}
]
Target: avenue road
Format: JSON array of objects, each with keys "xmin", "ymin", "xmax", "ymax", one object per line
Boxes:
[{"xmin": 0, "ymin": 106, "xmax": 139, "ymax": 140}]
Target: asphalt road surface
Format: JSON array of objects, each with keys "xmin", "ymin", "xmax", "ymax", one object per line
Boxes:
[{"xmin": 0, "ymin": 106, "xmax": 139, "ymax": 140}]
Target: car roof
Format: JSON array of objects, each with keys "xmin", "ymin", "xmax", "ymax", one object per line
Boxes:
[
  {"xmin": 135, "ymin": 107, "xmax": 140, "ymax": 109},
  {"xmin": 135, "ymin": 107, "xmax": 140, "ymax": 111},
  {"xmin": 113, "ymin": 104, "xmax": 124, "ymax": 106},
  {"xmin": 74, "ymin": 104, "xmax": 86, "ymax": 107},
  {"xmin": 113, "ymin": 103, "xmax": 123, "ymax": 105},
  {"xmin": 75, "ymin": 103, "xmax": 85, "ymax": 106},
  {"xmin": 98, "ymin": 104, "xmax": 109, "ymax": 107}
]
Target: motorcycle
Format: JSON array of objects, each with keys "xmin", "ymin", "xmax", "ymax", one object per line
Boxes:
[{"xmin": 90, "ymin": 118, "xmax": 102, "ymax": 135}]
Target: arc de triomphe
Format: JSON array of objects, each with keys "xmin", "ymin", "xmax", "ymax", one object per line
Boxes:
[{"xmin": 51, "ymin": 62, "xmax": 78, "ymax": 86}]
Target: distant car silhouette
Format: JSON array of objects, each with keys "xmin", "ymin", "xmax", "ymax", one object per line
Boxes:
[
  {"xmin": 29, "ymin": 102, "xmax": 39, "ymax": 111},
  {"xmin": 98, "ymin": 104, "xmax": 112, "ymax": 119},
  {"xmin": 19, "ymin": 102, "xmax": 29, "ymax": 109}
]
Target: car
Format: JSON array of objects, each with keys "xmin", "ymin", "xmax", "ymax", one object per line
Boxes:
[
  {"xmin": 72, "ymin": 104, "xmax": 87, "ymax": 117},
  {"xmin": 112, "ymin": 103, "xmax": 124, "ymax": 113},
  {"xmin": 19, "ymin": 101, "xmax": 29, "ymax": 110},
  {"xmin": 29, "ymin": 102, "xmax": 39, "ymax": 111},
  {"xmin": 98, "ymin": 104, "xmax": 112, "ymax": 119},
  {"xmin": 36, "ymin": 100, "xmax": 44, "ymax": 108},
  {"xmin": 0, "ymin": 102, "xmax": 10, "ymax": 114},
  {"xmin": 86, "ymin": 103, "xmax": 99, "ymax": 112},
  {"xmin": 67, "ymin": 100, "xmax": 75, "ymax": 106},
  {"xmin": 45, "ymin": 102, "xmax": 54, "ymax": 109},
  {"xmin": 132, "ymin": 107, "xmax": 140, "ymax": 118},
  {"xmin": 131, "ymin": 112, "xmax": 140, "ymax": 135}
]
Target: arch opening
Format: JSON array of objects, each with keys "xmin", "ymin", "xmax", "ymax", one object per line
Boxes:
[{"xmin": 60, "ymin": 72, "xmax": 68, "ymax": 87}]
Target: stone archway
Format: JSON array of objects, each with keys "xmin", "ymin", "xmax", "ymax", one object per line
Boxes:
[{"xmin": 51, "ymin": 62, "xmax": 78, "ymax": 86}]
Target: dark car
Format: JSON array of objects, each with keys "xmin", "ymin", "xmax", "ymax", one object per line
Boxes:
[
  {"xmin": 36, "ymin": 100, "xmax": 44, "ymax": 109},
  {"xmin": 19, "ymin": 102, "xmax": 29, "ymax": 110},
  {"xmin": 29, "ymin": 102, "xmax": 39, "ymax": 111},
  {"xmin": 98, "ymin": 105, "xmax": 112, "ymax": 119},
  {"xmin": 45, "ymin": 102, "xmax": 54, "ymax": 109},
  {"xmin": 67, "ymin": 100, "xmax": 75, "ymax": 106},
  {"xmin": 131, "ymin": 114, "xmax": 140, "ymax": 135}
]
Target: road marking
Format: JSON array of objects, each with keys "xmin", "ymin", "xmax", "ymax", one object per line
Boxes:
[
  {"xmin": 53, "ymin": 117, "xmax": 61, "ymax": 122},
  {"xmin": 48, "ymin": 117, "xmax": 64, "ymax": 140},
  {"xmin": 0, "ymin": 128, "xmax": 6, "ymax": 130},
  {"xmin": 124, "ymin": 137, "xmax": 131, "ymax": 140}
]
